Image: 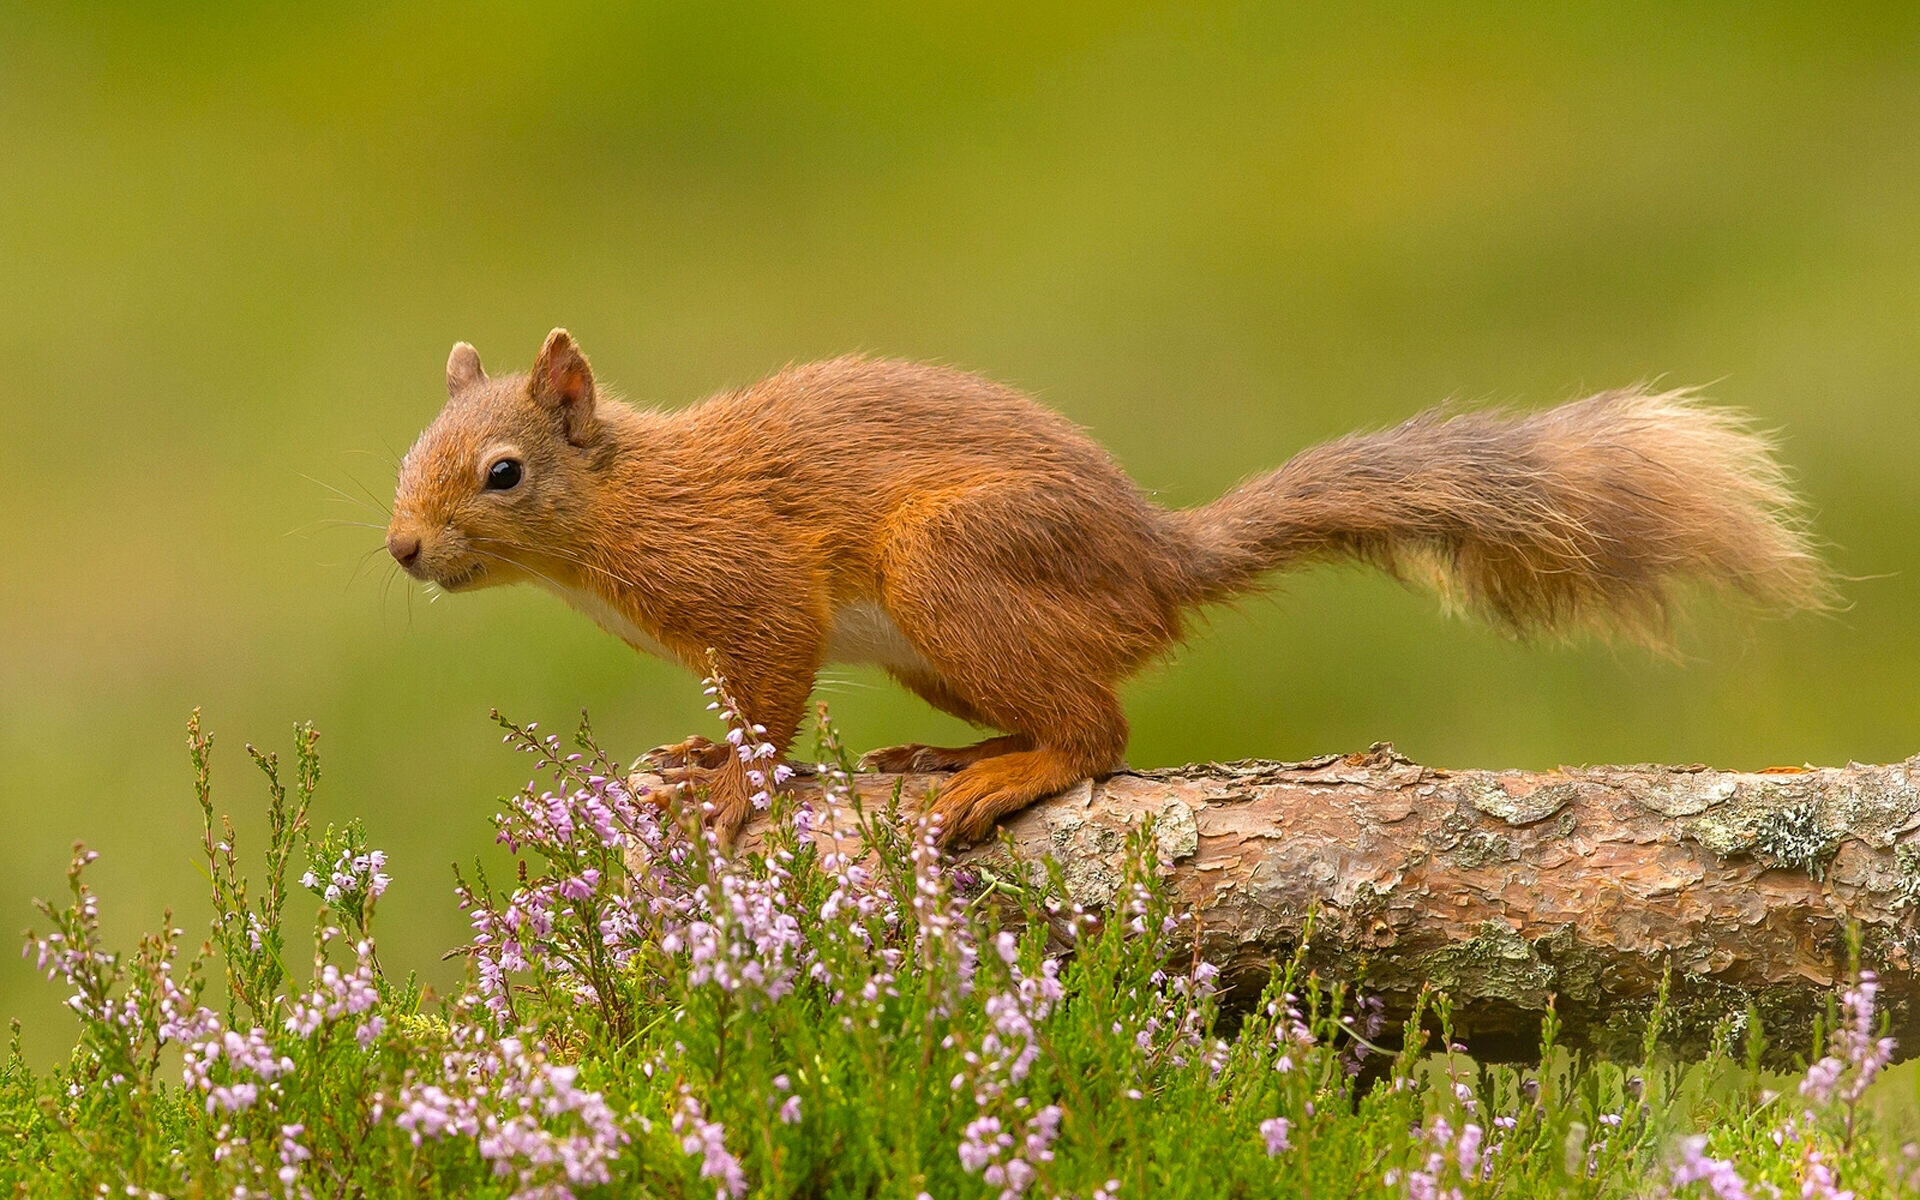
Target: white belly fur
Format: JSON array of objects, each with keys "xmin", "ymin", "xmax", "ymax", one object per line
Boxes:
[
  {"xmin": 542, "ymin": 584, "xmax": 931, "ymax": 677},
  {"xmin": 540, "ymin": 581, "xmax": 680, "ymax": 663},
  {"xmin": 825, "ymin": 600, "xmax": 934, "ymax": 675}
]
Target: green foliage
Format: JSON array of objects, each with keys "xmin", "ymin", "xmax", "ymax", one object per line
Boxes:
[
  {"xmin": 3, "ymin": 705, "xmax": 1919, "ymax": 1199},
  {"xmin": 8, "ymin": 1, "xmax": 1918, "ymax": 1067}
]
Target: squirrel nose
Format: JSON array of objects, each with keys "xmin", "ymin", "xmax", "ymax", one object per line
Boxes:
[{"xmin": 388, "ymin": 530, "xmax": 422, "ymax": 569}]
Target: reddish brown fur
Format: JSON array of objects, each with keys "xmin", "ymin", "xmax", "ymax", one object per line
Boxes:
[{"xmin": 389, "ymin": 331, "xmax": 1833, "ymax": 845}]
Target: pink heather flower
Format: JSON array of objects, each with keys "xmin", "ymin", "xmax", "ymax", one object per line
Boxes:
[
  {"xmin": 284, "ymin": 936, "xmax": 381, "ymax": 1038},
  {"xmin": 308, "ymin": 846, "xmax": 392, "ymax": 913},
  {"xmin": 394, "ymin": 1022, "xmax": 627, "ymax": 1192},
  {"xmin": 1800, "ymin": 971, "xmax": 1896, "ymax": 1115},
  {"xmin": 958, "ymin": 1116, "xmax": 1010, "ymax": 1173},
  {"xmin": 1456, "ymin": 1123, "xmax": 1483, "ymax": 1176},
  {"xmin": 1672, "ymin": 1136, "xmax": 1752, "ymax": 1200},
  {"xmin": 1800, "ymin": 1058, "xmax": 1844, "ymax": 1106},
  {"xmin": 1403, "ymin": 1160, "xmax": 1442, "ymax": 1200},
  {"xmin": 1260, "ymin": 1117, "xmax": 1293, "ymax": 1155},
  {"xmin": 395, "ymin": 1085, "xmax": 468, "ymax": 1142},
  {"xmin": 675, "ymin": 1093, "xmax": 747, "ymax": 1199},
  {"xmin": 1391, "ymin": 1117, "xmax": 1482, "ymax": 1200},
  {"xmin": 1025, "ymin": 1105, "xmax": 1062, "ymax": 1162},
  {"xmin": 1797, "ymin": 1144, "xmax": 1854, "ymax": 1200},
  {"xmin": 277, "ymin": 1123, "xmax": 311, "ymax": 1189},
  {"xmin": 957, "ymin": 1107, "xmax": 1058, "ymax": 1199}
]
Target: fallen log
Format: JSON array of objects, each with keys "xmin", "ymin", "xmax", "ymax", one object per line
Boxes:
[{"xmin": 634, "ymin": 745, "xmax": 1920, "ymax": 1063}]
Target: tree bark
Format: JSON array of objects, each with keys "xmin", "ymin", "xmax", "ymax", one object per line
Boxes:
[{"xmin": 635, "ymin": 745, "xmax": 1920, "ymax": 1062}]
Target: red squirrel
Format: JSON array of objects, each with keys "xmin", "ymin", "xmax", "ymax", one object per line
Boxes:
[{"xmin": 387, "ymin": 329, "xmax": 1832, "ymax": 845}]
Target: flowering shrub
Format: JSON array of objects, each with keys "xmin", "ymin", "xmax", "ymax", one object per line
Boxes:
[{"xmin": 4, "ymin": 700, "xmax": 1920, "ymax": 1198}]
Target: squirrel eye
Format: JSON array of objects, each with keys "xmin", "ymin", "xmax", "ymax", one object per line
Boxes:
[{"xmin": 485, "ymin": 458, "xmax": 523, "ymax": 491}]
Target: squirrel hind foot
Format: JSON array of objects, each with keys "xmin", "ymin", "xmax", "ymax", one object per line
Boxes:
[
  {"xmin": 861, "ymin": 735, "xmax": 1035, "ymax": 775},
  {"xmin": 925, "ymin": 747, "xmax": 1094, "ymax": 848}
]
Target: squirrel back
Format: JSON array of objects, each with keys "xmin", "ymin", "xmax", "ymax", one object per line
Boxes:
[{"xmin": 388, "ymin": 331, "xmax": 1833, "ymax": 845}]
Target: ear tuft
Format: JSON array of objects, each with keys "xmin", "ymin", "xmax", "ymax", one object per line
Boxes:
[
  {"xmin": 447, "ymin": 342, "xmax": 487, "ymax": 396},
  {"xmin": 530, "ymin": 328, "xmax": 597, "ymax": 445}
]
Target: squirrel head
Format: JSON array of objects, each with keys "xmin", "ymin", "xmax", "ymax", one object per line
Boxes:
[{"xmin": 387, "ymin": 328, "xmax": 608, "ymax": 592}]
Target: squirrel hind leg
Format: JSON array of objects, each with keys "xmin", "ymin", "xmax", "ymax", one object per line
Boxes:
[
  {"xmin": 871, "ymin": 498, "xmax": 1143, "ymax": 842},
  {"xmin": 926, "ymin": 741, "xmax": 1113, "ymax": 847},
  {"xmin": 861, "ymin": 734, "xmax": 1033, "ymax": 774},
  {"xmin": 917, "ymin": 680, "xmax": 1129, "ymax": 846},
  {"xmin": 862, "ymin": 668, "xmax": 1030, "ymax": 772},
  {"xmin": 873, "ymin": 655, "xmax": 1127, "ymax": 845}
]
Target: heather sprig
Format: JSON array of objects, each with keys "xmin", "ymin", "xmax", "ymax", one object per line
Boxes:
[
  {"xmin": 1799, "ymin": 969, "xmax": 1896, "ymax": 1148},
  {"xmin": 191, "ymin": 709, "xmax": 320, "ymax": 1029},
  {"xmin": 300, "ymin": 819, "xmax": 389, "ymax": 943},
  {"xmin": 10, "ymin": 704, "xmax": 1920, "ymax": 1199}
]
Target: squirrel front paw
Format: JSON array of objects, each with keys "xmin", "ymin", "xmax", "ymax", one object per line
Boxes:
[
  {"xmin": 643, "ymin": 735, "xmax": 734, "ymax": 771},
  {"xmin": 701, "ymin": 783, "xmax": 754, "ymax": 849},
  {"xmin": 652, "ymin": 762, "xmax": 754, "ymax": 849}
]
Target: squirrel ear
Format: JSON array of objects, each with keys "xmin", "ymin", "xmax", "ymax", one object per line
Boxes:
[
  {"xmin": 447, "ymin": 342, "xmax": 487, "ymax": 396},
  {"xmin": 530, "ymin": 328, "xmax": 597, "ymax": 446}
]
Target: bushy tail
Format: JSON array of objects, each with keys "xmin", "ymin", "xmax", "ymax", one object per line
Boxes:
[{"xmin": 1164, "ymin": 387, "xmax": 1835, "ymax": 646}]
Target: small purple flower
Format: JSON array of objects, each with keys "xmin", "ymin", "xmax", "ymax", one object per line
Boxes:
[
  {"xmin": 1260, "ymin": 1116, "xmax": 1293, "ymax": 1155},
  {"xmin": 1671, "ymin": 1135, "xmax": 1752, "ymax": 1200},
  {"xmin": 675, "ymin": 1092, "xmax": 748, "ymax": 1199}
]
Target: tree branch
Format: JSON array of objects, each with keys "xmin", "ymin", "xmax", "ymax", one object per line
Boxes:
[{"xmin": 636, "ymin": 745, "xmax": 1920, "ymax": 1061}]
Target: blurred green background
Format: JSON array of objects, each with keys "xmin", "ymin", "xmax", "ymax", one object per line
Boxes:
[{"xmin": 2, "ymin": 1, "xmax": 1916, "ymax": 1061}]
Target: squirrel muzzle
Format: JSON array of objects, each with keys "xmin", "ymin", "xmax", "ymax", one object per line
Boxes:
[{"xmin": 384, "ymin": 515, "xmax": 490, "ymax": 590}]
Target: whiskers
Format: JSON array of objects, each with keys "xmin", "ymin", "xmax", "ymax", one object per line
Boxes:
[
  {"xmin": 376, "ymin": 555, "xmax": 413, "ymax": 630},
  {"xmin": 299, "ymin": 461, "xmax": 404, "ymax": 598},
  {"xmin": 344, "ymin": 443, "xmax": 404, "ymax": 474},
  {"xmin": 337, "ymin": 540, "xmax": 397, "ymax": 590},
  {"xmin": 291, "ymin": 518, "xmax": 388, "ymax": 534},
  {"xmin": 812, "ymin": 671, "xmax": 881, "ymax": 696},
  {"xmin": 465, "ymin": 545, "xmax": 575, "ymax": 597},
  {"xmin": 284, "ymin": 518, "xmax": 389, "ymax": 566},
  {"xmin": 303, "ymin": 471, "xmax": 392, "ymax": 521},
  {"xmin": 469, "ymin": 536, "xmax": 654, "ymax": 596}
]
